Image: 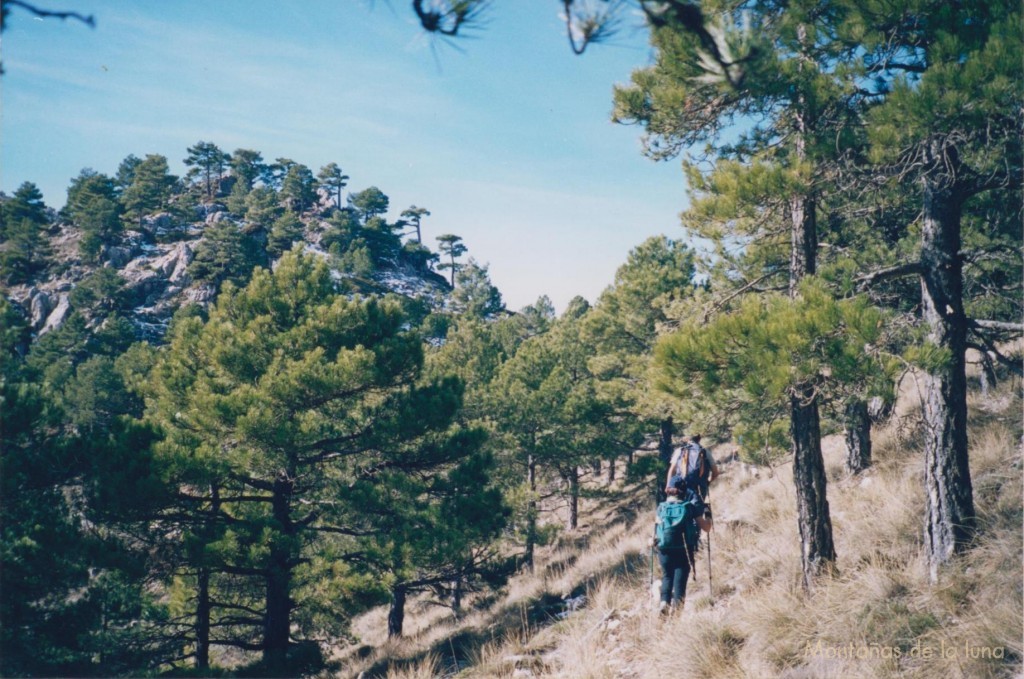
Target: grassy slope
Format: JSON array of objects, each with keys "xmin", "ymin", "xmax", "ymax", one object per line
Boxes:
[{"xmin": 336, "ymin": 377, "xmax": 1022, "ymax": 679}]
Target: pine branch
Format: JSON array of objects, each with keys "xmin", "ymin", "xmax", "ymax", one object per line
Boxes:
[
  {"xmin": 2, "ymin": 0, "xmax": 95, "ymax": 29},
  {"xmin": 855, "ymin": 262, "xmax": 923, "ymax": 291}
]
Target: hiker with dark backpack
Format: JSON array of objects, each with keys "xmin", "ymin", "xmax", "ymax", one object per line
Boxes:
[
  {"xmin": 665, "ymin": 434, "xmax": 719, "ymax": 502},
  {"xmin": 652, "ymin": 477, "xmax": 710, "ymax": 614}
]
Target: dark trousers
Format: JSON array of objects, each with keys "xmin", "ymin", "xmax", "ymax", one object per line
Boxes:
[{"xmin": 658, "ymin": 548, "xmax": 693, "ymax": 605}]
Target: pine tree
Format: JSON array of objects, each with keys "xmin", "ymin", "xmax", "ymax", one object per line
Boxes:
[
  {"xmin": 146, "ymin": 251, "xmax": 490, "ymax": 672},
  {"xmin": 184, "ymin": 141, "xmax": 230, "ymax": 202},
  {"xmin": 399, "ymin": 205, "xmax": 430, "ymax": 243},
  {"xmin": 267, "ymin": 211, "xmax": 304, "ymax": 258},
  {"xmin": 280, "ymin": 163, "xmax": 317, "ymax": 213},
  {"xmin": 66, "ymin": 170, "xmax": 122, "ymax": 262},
  {"xmin": 317, "ymin": 162, "xmax": 349, "ymax": 210},
  {"xmin": 613, "ymin": 0, "xmax": 873, "ymax": 587},
  {"xmin": 855, "ymin": 0, "xmax": 1023, "ymax": 580},
  {"xmin": 121, "ymin": 154, "xmax": 175, "ymax": 227},
  {"xmin": 450, "ymin": 259, "xmax": 505, "ymax": 319},
  {"xmin": 348, "ymin": 186, "xmax": 389, "ymax": 221},
  {"xmin": 1, "ymin": 181, "xmax": 48, "ymax": 237},
  {"xmin": 189, "ymin": 220, "xmax": 261, "ymax": 288},
  {"xmin": 436, "ymin": 233, "xmax": 467, "ymax": 288},
  {"xmin": 229, "ymin": 148, "xmax": 266, "ymax": 192}
]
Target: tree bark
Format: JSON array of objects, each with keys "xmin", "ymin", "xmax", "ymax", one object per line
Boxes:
[
  {"xmin": 567, "ymin": 466, "xmax": 579, "ymax": 531},
  {"xmin": 195, "ymin": 485, "xmax": 220, "ymax": 671},
  {"xmin": 920, "ymin": 147, "xmax": 975, "ymax": 582},
  {"xmin": 658, "ymin": 417, "xmax": 674, "ymax": 464},
  {"xmin": 792, "ymin": 389, "xmax": 836, "ymax": 590},
  {"xmin": 787, "ymin": 76, "xmax": 835, "ymax": 588},
  {"xmin": 263, "ymin": 472, "xmax": 294, "ymax": 669},
  {"xmin": 387, "ymin": 585, "xmax": 407, "ymax": 638},
  {"xmin": 524, "ymin": 455, "xmax": 537, "ymax": 573},
  {"xmin": 450, "ymin": 577, "xmax": 463, "ymax": 615},
  {"xmin": 657, "ymin": 417, "xmax": 673, "ymax": 502},
  {"xmin": 843, "ymin": 399, "xmax": 872, "ymax": 475}
]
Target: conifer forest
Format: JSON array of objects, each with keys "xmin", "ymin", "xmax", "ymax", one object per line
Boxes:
[{"xmin": 1, "ymin": 1, "xmax": 1021, "ymax": 677}]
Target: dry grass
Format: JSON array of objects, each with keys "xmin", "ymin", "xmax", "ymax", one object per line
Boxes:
[{"xmin": 332, "ymin": 381, "xmax": 1022, "ymax": 678}]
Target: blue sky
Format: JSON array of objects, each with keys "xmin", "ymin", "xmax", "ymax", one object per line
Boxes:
[{"xmin": 1, "ymin": 1, "xmax": 690, "ymax": 311}]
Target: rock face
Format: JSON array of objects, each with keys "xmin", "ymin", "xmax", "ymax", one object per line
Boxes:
[
  {"xmin": 4, "ymin": 209, "xmax": 449, "ymax": 346},
  {"xmin": 29, "ymin": 289, "xmax": 52, "ymax": 331},
  {"xmin": 40, "ymin": 294, "xmax": 71, "ymax": 335},
  {"xmin": 150, "ymin": 242, "xmax": 194, "ymax": 283}
]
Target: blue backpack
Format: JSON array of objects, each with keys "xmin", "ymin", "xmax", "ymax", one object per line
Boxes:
[{"xmin": 655, "ymin": 498, "xmax": 700, "ymax": 552}]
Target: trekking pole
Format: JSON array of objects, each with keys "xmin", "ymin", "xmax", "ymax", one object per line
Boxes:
[
  {"xmin": 705, "ymin": 487, "xmax": 713, "ymax": 603},
  {"xmin": 707, "ymin": 529, "xmax": 713, "ymax": 603}
]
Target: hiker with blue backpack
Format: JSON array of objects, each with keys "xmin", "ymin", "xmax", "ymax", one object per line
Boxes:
[{"xmin": 652, "ymin": 435, "xmax": 718, "ymax": 615}]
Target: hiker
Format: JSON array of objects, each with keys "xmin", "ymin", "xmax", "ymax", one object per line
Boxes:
[
  {"xmin": 665, "ymin": 434, "xmax": 719, "ymax": 502},
  {"xmin": 653, "ymin": 478, "xmax": 710, "ymax": 614}
]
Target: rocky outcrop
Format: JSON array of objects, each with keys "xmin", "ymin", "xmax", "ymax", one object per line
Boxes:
[
  {"xmin": 184, "ymin": 284, "xmax": 216, "ymax": 305},
  {"xmin": 40, "ymin": 293, "xmax": 71, "ymax": 335},
  {"xmin": 149, "ymin": 242, "xmax": 194, "ymax": 283},
  {"xmin": 28, "ymin": 288, "xmax": 52, "ymax": 331}
]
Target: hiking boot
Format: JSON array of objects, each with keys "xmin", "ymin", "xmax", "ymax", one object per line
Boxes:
[{"xmin": 658, "ymin": 601, "xmax": 671, "ymax": 617}]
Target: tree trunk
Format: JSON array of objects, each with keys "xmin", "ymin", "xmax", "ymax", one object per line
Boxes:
[
  {"xmin": 658, "ymin": 417, "xmax": 674, "ymax": 464},
  {"xmin": 524, "ymin": 455, "xmax": 537, "ymax": 573},
  {"xmin": 792, "ymin": 389, "xmax": 836, "ymax": 590},
  {"xmin": 195, "ymin": 485, "xmax": 220, "ymax": 671},
  {"xmin": 450, "ymin": 577, "xmax": 463, "ymax": 615},
  {"xmin": 590, "ymin": 458, "xmax": 601, "ymax": 475},
  {"xmin": 657, "ymin": 417, "xmax": 673, "ymax": 502},
  {"xmin": 787, "ymin": 115, "xmax": 835, "ymax": 585},
  {"xmin": 196, "ymin": 568, "xmax": 211, "ymax": 670},
  {"xmin": 979, "ymin": 353, "xmax": 996, "ymax": 397},
  {"xmin": 607, "ymin": 456, "xmax": 616, "ymax": 484},
  {"xmin": 263, "ymin": 473, "xmax": 294, "ymax": 669},
  {"xmin": 920, "ymin": 151, "xmax": 974, "ymax": 582},
  {"xmin": 388, "ymin": 585, "xmax": 407, "ymax": 638},
  {"xmin": 843, "ymin": 399, "xmax": 872, "ymax": 475},
  {"xmin": 567, "ymin": 466, "xmax": 579, "ymax": 531}
]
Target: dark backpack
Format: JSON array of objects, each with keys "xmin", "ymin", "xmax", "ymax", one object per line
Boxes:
[
  {"xmin": 654, "ymin": 499, "xmax": 700, "ymax": 552},
  {"xmin": 680, "ymin": 444, "xmax": 710, "ymax": 498}
]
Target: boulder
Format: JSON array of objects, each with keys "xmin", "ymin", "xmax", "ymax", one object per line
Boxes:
[
  {"xmin": 150, "ymin": 242, "xmax": 194, "ymax": 282},
  {"xmin": 104, "ymin": 245, "xmax": 133, "ymax": 268},
  {"xmin": 184, "ymin": 284, "xmax": 216, "ymax": 305},
  {"xmin": 205, "ymin": 210, "xmax": 229, "ymax": 225},
  {"xmin": 29, "ymin": 289, "xmax": 52, "ymax": 330},
  {"xmin": 143, "ymin": 212, "xmax": 176, "ymax": 234},
  {"xmin": 40, "ymin": 294, "xmax": 71, "ymax": 335}
]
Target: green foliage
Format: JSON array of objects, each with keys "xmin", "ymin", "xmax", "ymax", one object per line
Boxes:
[
  {"xmin": 70, "ymin": 267, "xmax": 133, "ymax": 319},
  {"xmin": 436, "ymin": 233, "xmax": 467, "ymax": 287},
  {"xmin": 121, "ymin": 153, "xmax": 176, "ymax": 227},
  {"xmin": 280, "ymin": 162, "xmax": 317, "ymax": 212},
  {"xmin": 317, "ymin": 162, "xmax": 349, "ymax": 210},
  {"xmin": 0, "ymin": 217, "xmax": 50, "ymax": 284},
  {"xmin": 1, "ymin": 181, "xmax": 49, "ymax": 238},
  {"xmin": 450, "ymin": 259, "xmax": 504, "ymax": 319},
  {"xmin": 361, "ymin": 215, "xmax": 402, "ymax": 265},
  {"xmin": 190, "ymin": 220, "xmax": 264, "ymax": 287},
  {"xmin": 0, "ymin": 299, "xmax": 164, "ymax": 677},
  {"xmin": 229, "ymin": 148, "xmax": 266, "ymax": 192},
  {"xmin": 266, "ymin": 211, "xmax": 304, "ymax": 258},
  {"xmin": 184, "ymin": 141, "xmax": 229, "ymax": 201},
  {"xmin": 146, "ymin": 251, "xmax": 495, "ymax": 660},
  {"xmin": 242, "ymin": 185, "xmax": 282, "ymax": 233},
  {"xmin": 655, "ymin": 278, "xmax": 894, "ymax": 460},
  {"xmin": 348, "ymin": 185, "xmax": 389, "ymax": 220},
  {"xmin": 66, "ymin": 170, "xmax": 123, "ymax": 262}
]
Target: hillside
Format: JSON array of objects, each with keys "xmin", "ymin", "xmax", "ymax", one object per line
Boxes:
[
  {"xmin": 345, "ymin": 374, "xmax": 1023, "ymax": 679},
  {"xmin": 2, "ymin": 197, "xmax": 451, "ymax": 345}
]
